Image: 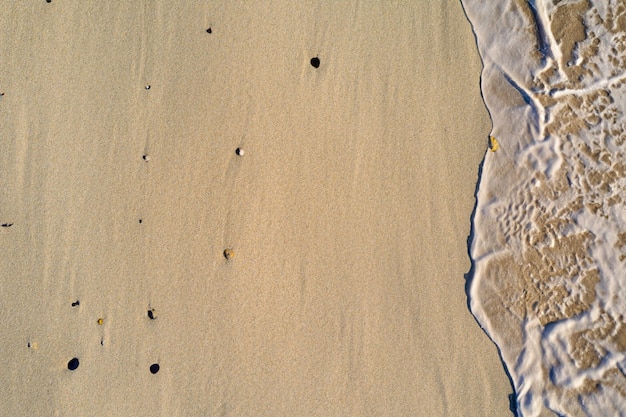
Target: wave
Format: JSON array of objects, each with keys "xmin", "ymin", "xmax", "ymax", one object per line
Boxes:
[{"xmin": 462, "ymin": 1, "xmax": 626, "ymax": 415}]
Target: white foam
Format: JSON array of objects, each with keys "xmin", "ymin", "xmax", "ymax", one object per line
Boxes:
[{"xmin": 463, "ymin": 1, "xmax": 626, "ymax": 415}]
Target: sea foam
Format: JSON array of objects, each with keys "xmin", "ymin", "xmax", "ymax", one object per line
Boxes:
[{"xmin": 462, "ymin": 1, "xmax": 626, "ymax": 415}]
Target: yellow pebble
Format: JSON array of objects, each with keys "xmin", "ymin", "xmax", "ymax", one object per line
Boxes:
[
  {"xmin": 489, "ymin": 136, "xmax": 499, "ymax": 152},
  {"xmin": 223, "ymin": 249, "xmax": 235, "ymax": 260},
  {"xmin": 97, "ymin": 318, "xmax": 104, "ymax": 325}
]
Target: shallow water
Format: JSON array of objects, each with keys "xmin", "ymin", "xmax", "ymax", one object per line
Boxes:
[{"xmin": 462, "ymin": 1, "xmax": 626, "ymax": 415}]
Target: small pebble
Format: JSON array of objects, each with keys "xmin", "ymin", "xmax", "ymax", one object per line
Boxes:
[
  {"xmin": 67, "ymin": 357, "xmax": 80, "ymax": 371},
  {"xmin": 223, "ymin": 249, "xmax": 235, "ymax": 260},
  {"xmin": 235, "ymin": 148, "xmax": 244, "ymax": 156},
  {"xmin": 147, "ymin": 308, "xmax": 156, "ymax": 320},
  {"xmin": 206, "ymin": 28, "xmax": 212, "ymax": 34},
  {"xmin": 143, "ymin": 154, "xmax": 150, "ymax": 162},
  {"xmin": 150, "ymin": 363, "xmax": 160, "ymax": 374},
  {"xmin": 310, "ymin": 57, "xmax": 320, "ymax": 68},
  {"xmin": 71, "ymin": 300, "xmax": 80, "ymax": 307},
  {"xmin": 97, "ymin": 318, "xmax": 104, "ymax": 325},
  {"xmin": 145, "ymin": 85, "xmax": 151, "ymax": 90}
]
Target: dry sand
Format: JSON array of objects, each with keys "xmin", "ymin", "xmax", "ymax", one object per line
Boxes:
[{"xmin": 0, "ymin": 1, "xmax": 511, "ymax": 416}]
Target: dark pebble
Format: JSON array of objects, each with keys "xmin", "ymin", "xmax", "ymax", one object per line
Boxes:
[
  {"xmin": 68, "ymin": 357, "xmax": 79, "ymax": 371},
  {"xmin": 310, "ymin": 57, "xmax": 320, "ymax": 68},
  {"xmin": 150, "ymin": 363, "xmax": 160, "ymax": 374}
]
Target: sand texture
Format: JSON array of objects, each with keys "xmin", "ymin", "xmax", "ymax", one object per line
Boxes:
[{"xmin": 0, "ymin": 2, "xmax": 511, "ymax": 416}]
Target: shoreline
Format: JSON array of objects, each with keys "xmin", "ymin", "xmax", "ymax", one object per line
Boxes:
[{"xmin": 460, "ymin": 1, "xmax": 518, "ymax": 413}]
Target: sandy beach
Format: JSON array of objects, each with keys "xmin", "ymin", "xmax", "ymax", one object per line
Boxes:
[{"xmin": 0, "ymin": 2, "xmax": 512, "ymax": 416}]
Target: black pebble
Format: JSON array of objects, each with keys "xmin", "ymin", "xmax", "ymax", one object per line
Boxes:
[
  {"xmin": 310, "ymin": 57, "xmax": 320, "ymax": 68},
  {"xmin": 139, "ymin": 219, "xmax": 143, "ymax": 224},
  {"xmin": 1, "ymin": 223, "xmax": 13, "ymax": 227},
  {"xmin": 145, "ymin": 85, "xmax": 151, "ymax": 90},
  {"xmin": 150, "ymin": 363, "xmax": 160, "ymax": 374},
  {"xmin": 46, "ymin": 0, "xmax": 51, "ymax": 3},
  {"xmin": 206, "ymin": 28, "xmax": 212, "ymax": 34},
  {"xmin": 68, "ymin": 357, "xmax": 79, "ymax": 371},
  {"xmin": 71, "ymin": 300, "xmax": 80, "ymax": 307},
  {"xmin": 147, "ymin": 309, "xmax": 155, "ymax": 320}
]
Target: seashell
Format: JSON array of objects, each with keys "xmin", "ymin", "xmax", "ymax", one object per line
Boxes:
[{"xmin": 489, "ymin": 136, "xmax": 499, "ymax": 152}]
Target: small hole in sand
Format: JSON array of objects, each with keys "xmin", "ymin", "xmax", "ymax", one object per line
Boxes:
[
  {"xmin": 150, "ymin": 363, "xmax": 160, "ymax": 374},
  {"xmin": 46, "ymin": 0, "xmax": 52, "ymax": 3},
  {"xmin": 139, "ymin": 219, "xmax": 143, "ymax": 224},
  {"xmin": 310, "ymin": 57, "xmax": 320, "ymax": 68},
  {"xmin": 68, "ymin": 357, "xmax": 79, "ymax": 371},
  {"xmin": 206, "ymin": 28, "xmax": 212, "ymax": 34}
]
